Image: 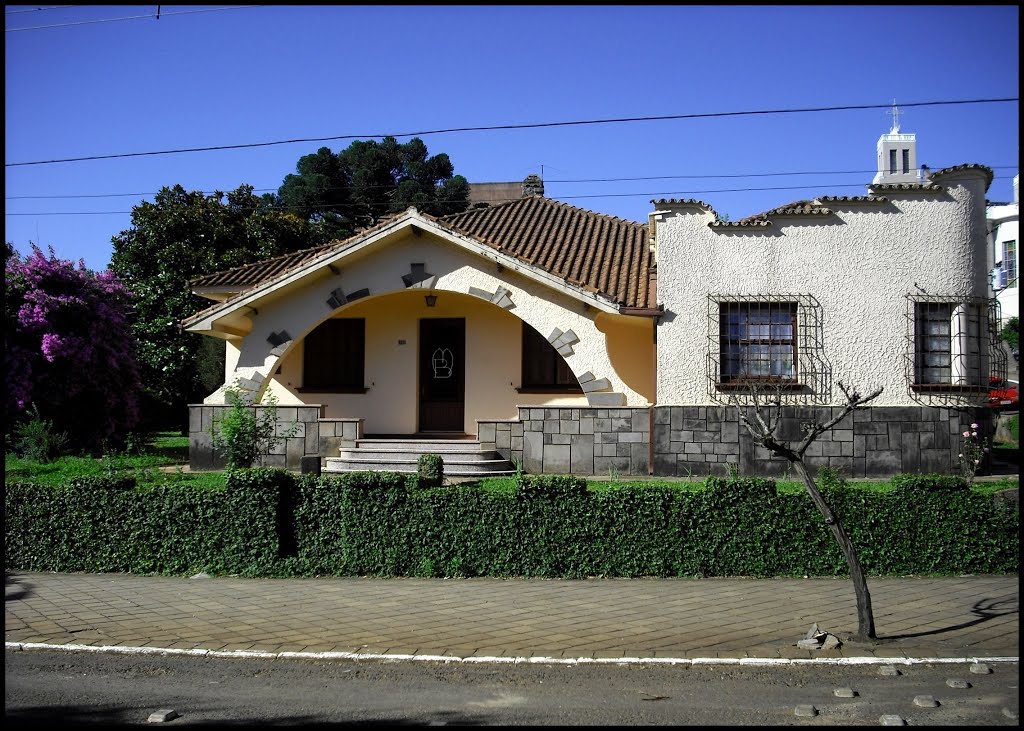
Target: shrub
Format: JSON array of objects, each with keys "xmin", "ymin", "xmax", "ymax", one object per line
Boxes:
[
  {"xmin": 5, "ymin": 245, "xmax": 143, "ymax": 453},
  {"xmin": 210, "ymin": 383, "xmax": 296, "ymax": 468},
  {"xmin": 11, "ymin": 404, "xmax": 69, "ymax": 463},
  {"xmin": 417, "ymin": 453, "xmax": 444, "ymax": 488}
]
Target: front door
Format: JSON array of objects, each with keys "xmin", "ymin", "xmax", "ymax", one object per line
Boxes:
[{"xmin": 419, "ymin": 318, "xmax": 465, "ymax": 432}]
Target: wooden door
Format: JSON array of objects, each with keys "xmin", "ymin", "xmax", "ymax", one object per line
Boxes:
[{"xmin": 419, "ymin": 318, "xmax": 465, "ymax": 432}]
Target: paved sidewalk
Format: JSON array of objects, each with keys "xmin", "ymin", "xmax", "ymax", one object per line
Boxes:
[{"xmin": 4, "ymin": 572, "xmax": 1018, "ymax": 665}]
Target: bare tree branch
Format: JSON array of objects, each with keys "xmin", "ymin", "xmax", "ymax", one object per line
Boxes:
[
  {"xmin": 794, "ymin": 381, "xmax": 883, "ymax": 457},
  {"xmin": 725, "ymin": 380, "xmax": 885, "ymax": 641}
]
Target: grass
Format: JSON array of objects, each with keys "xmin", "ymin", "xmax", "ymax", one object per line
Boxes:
[
  {"xmin": 7, "ymin": 431, "xmax": 1018, "ymax": 496},
  {"xmin": 4, "ymin": 430, "xmax": 208, "ymax": 488},
  {"xmin": 473, "ymin": 474, "xmax": 1016, "ymax": 495}
]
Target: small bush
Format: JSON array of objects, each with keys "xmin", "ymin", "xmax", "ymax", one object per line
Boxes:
[
  {"xmin": 891, "ymin": 473, "xmax": 970, "ymax": 495},
  {"xmin": 210, "ymin": 384, "xmax": 296, "ymax": 468},
  {"xmin": 417, "ymin": 453, "xmax": 444, "ymax": 488},
  {"xmin": 11, "ymin": 404, "xmax": 69, "ymax": 463}
]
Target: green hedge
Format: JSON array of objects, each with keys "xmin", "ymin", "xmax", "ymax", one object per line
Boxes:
[
  {"xmin": 4, "ymin": 469, "xmax": 287, "ymax": 576},
  {"xmin": 5, "ymin": 471, "xmax": 1018, "ymax": 578}
]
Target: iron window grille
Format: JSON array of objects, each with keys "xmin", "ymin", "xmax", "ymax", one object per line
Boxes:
[
  {"xmin": 905, "ymin": 294, "xmax": 1006, "ymax": 407},
  {"xmin": 708, "ymin": 294, "xmax": 829, "ymax": 405}
]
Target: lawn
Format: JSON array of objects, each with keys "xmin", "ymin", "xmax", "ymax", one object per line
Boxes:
[{"xmin": 2, "ymin": 430, "xmax": 225, "ymax": 488}]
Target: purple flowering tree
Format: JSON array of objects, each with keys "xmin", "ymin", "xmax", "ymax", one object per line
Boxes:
[{"xmin": 5, "ymin": 244, "xmax": 143, "ymax": 453}]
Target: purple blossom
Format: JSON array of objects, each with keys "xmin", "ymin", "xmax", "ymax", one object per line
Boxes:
[{"xmin": 5, "ymin": 244, "xmax": 142, "ymax": 452}]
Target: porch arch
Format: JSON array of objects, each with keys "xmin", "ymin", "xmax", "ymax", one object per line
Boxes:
[{"xmin": 207, "ymin": 238, "xmax": 643, "ymax": 408}]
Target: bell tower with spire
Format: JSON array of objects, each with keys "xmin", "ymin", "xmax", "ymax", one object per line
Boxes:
[{"xmin": 872, "ymin": 100, "xmax": 920, "ymax": 184}]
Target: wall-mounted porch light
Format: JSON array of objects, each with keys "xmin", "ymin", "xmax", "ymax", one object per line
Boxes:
[{"xmin": 424, "ymin": 293, "xmax": 438, "ymax": 307}]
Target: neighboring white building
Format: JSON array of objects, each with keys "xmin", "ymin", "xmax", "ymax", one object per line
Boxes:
[{"xmin": 988, "ymin": 173, "xmax": 1019, "ymax": 324}]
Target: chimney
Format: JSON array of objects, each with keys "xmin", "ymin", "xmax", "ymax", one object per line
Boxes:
[{"xmin": 522, "ymin": 174, "xmax": 544, "ymax": 197}]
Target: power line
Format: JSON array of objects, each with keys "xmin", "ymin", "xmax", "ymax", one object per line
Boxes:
[
  {"xmin": 6, "ymin": 165, "xmax": 1020, "ymax": 201},
  {"xmin": 5, "ymin": 97, "xmax": 1017, "ymax": 167},
  {"xmin": 5, "ymin": 176, "xmax": 1019, "ymax": 216},
  {"xmin": 5, "ymin": 5, "xmax": 258, "ymax": 32},
  {"xmin": 5, "ymin": 6, "xmax": 84, "ymax": 15}
]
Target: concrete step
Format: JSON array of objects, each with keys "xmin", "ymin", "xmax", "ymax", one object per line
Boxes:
[
  {"xmin": 325, "ymin": 437, "xmax": 518, "ymax": 477},
  {"xmin": 324, "ymin": 456, "xmax": 516, "ymax": 477},
  {"xmin": 339, "ymin": 447, "xmax": 502, "ymax": 462},
  {"xmin": 355, "ymin": 439, "xmax": 485, "ymax": 453}
]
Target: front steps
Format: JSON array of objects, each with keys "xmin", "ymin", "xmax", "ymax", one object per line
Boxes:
[{"xmin": 324, "ymin": 438, "xmax": 517, "ymax": 477}]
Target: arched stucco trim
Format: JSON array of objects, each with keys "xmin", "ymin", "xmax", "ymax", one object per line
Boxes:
[{"xmin": 204, "ymin": 250, "xmax": 642, "ymax": 407}]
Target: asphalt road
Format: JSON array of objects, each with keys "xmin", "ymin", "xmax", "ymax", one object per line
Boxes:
[{"xmin": 6, "ymin": 649, "xmax": 1019, "ymax": 727}]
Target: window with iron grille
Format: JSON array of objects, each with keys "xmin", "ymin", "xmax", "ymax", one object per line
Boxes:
[
  {"xmin": 909, "ymin": 298, "xmax": 989, "ymax": 390},
  {"xmin": 707, "ymin": 294, "xmax": 827, "ymax": 403}
]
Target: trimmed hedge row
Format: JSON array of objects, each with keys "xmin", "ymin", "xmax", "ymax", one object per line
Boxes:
[
  {"xmin": 4, "ymin": 469, "xmax": 288, "ymax": 576},
  {"xmin": 5, "ymin": 471, "xmax": 1018, "ymax": 578}
]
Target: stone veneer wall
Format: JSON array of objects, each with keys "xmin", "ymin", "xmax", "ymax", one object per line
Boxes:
[
  {"xmin": 191, "ymin": 403, "xmax": 990, "ymax": 477},
  {"xmin": 652, "ymin": 405, "xmax": 993, "ymax": 478},
  {"xmin": 189, "ymin": 405, "xmax": 363, "ymax": 471},
  {"xmin": 478, "ymin": 407, "xmax": 652, "ymax": 476},
  {"xmin": 189, "ymin": 404, "xmax": 323, "ymax": 470}
]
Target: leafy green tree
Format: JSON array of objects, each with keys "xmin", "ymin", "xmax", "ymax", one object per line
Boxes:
[
  {"xmin": 999, "ymin": 316, "xmax": 1018, "ymax": 351},
  {"xmin": 276, "ymin": 136, "xmax": 470, "ymax": 240},
  {"xmin": 110, "ymin": 185, "xmax": 315, "ymax": 430}
]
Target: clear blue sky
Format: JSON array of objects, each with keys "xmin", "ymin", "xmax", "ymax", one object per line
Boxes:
[{"xmin": 5, "ymin": 4, "xmax": 1020, "ymax": 273}]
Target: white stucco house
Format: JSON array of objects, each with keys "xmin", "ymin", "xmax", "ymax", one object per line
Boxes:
[
  {"xmin": 184, "ymin": 126, "xmax": 1001, "ymax": 478},
  {"xmin": 988, "ymin": 173, "xmax": 1019, "ymax": 325}
]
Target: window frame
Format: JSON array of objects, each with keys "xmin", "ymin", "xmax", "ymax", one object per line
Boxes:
[
  {"xmin": 715, "ymin": 300, "xmax": 799, "ymax": 390},
  {"xmin": 1002, "ymin": 239, "xmax": 1017, "ymax": 289},
  {"xmin": 908, "ymin": 297, "xmax": 989, "ymax": 393},
  {"xmin": 299, "ymin": 318, "xmax": 367, "ymax": 393}
]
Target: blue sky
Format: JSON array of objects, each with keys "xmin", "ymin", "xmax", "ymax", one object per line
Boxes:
[{"xmin": 5, "ymin": 4, "xmax": 1020, "ymax": 273}]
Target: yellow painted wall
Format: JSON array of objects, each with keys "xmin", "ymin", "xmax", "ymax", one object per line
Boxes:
[
  {"xmin": 596, "ymin": 313, "xmax": 656, "ymax": 403},
  {"xmin": 266, "ymin": 289, "xmax": 626, "ymax": 434}
]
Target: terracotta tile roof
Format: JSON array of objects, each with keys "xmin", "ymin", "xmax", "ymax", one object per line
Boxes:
[
  {"xmin": 867, "ymin": 181, "xmax": 944, "ymax": 192},
  {"xmin": 189, "ymin": 196, "xmax": 654, "ymax": 311},
  {"xmin": 732, "ymin": 200, "xmax": 833, "ymax": 225},
  {"xmin": 438, "ymin": 196, "xmax": 653, "ymax": 308},
  {"xmin": 189, "ymin": 213, "xmax": 408, "ymax": 290},
  {"xmin": 190, "ymin": 242, "xmax": 338, "ymax": 290}
]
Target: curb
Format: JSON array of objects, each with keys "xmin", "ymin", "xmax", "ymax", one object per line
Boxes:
[{"xmin": 6, "ymin": 642, "xmax": 1019, "ymax": 668}]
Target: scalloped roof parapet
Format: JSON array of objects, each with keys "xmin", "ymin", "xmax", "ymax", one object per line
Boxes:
[
  {"xmin": 814, "ymin": 195, "xmax": 889, "ymax": 204},
  {"xmin": 708, "ymin": 218, "xmax": 773, "ymax": 229},
  {"xmin": 728, "ymin": 200, "xmax": 833, "ymax": 227},
  {"xmin": 650, "ymin": 198, "xmax": 715, "ymax": 213},
  {"xmin": 868, "ymin": 181, "xmax": 944, "ymax": 193},
  {"xmin": 927, "ymin": 162, "xmax": 994, "ymax": 189}
]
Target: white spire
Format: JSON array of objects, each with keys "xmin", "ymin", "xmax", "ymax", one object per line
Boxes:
[
  {"xmin": 873, "ymin": 101, "xmax": 918, "ymax": 185},
  {"xmin": 886, "ymin": 99, "xmax": 902, "ymax": 134}
]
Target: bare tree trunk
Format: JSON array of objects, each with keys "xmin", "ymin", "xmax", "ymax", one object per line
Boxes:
[
  {"xmin": 731, "ymin": 382, "xmax": 883, "ymax": 642},
  {"xmin": 791, "ymin": 460, "xmax": 876, "ymax": 641}
]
